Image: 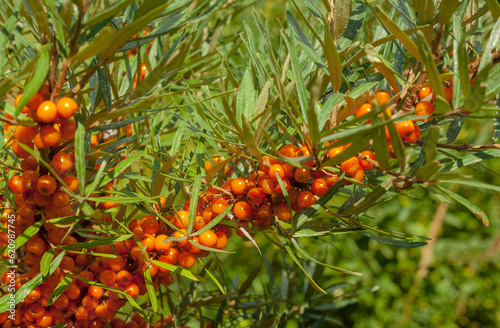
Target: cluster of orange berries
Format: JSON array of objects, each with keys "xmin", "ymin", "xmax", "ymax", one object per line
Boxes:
[{"xmin": 5, "ymin": 88, "xmax": 78, "ymax": 159}]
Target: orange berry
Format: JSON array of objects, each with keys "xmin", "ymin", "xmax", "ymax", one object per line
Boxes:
[
  {"xmin": 21, "ymin": 170, "xmax": 39, "ymax": 191},
  {"xmin": 140, "ymin": 233, "xmax": 155, "ymax": 251},
  {"xmin": 355, "ymin": 103, "xmax": 372, "ymax": 121},
  {"xmin": 108, "ymin": 255, "xmax": 126, "ymax": 271},
  {"xmin": 212, "ymin": 198, "xmax": 229, "ymax": 215},
  {"xmin": 141, "ymin": 217, "xmax": 159, "ymax": 234},
  {"xmin": 165, "ymin": 247, "xmax": 180, "ymax": 264},
  {"xmin": 352, "ymin": 168, "xmax": 365, "ymax": 181},
  {"xmin": 117, "ymin": 270, "xmax": 132, "ymax": 286},
  {"xmin": 395, "ymin": 120, "xmax": 415, "ymax": 138},
  {"xmin": 234, "ymin": 201, "xmax": 253, "ymax": 221},
  {"xmin": 62, "ymin": 174, "xmax": 79, "ymax": 192},
  {"xmin": 374, "ymin": 90, "xmax": 391, "ymax": 105},
  {"xmin": 268, "ymin": 164, "xmax": 286, "ymax": 181},
  {"xmin": 403, "ymin": 123, "xmax": 422, "ymax": 143},
  {"xmin": 327, "ymin": 146, "xmax": 344, "ymax": 160},
  {"xmin": 178, "ymin": 251, "xmax": 196, "ymax": 268},
  {"xmin": 40, "ymin": 125, "xmax": 61, "ymax": 147},
  {"xmin": 311, "ymin": 178, "xmax": 328, "ymax": 196},
  {"xmin": 418, "ymin": 86, "xmax": 432, "ymax": 100},
  {"xmin": 26, "ymin": 237, "xmax": 46, "ymax": 255},
  {"xmin": 59, "ymin": 119, "xmax": 76, "ymax": 140},
  {"xmin": 99, "ymin": 269, "xmax": 117, "ymax": 286},
  {"xmin": 415, "ymin": 101, "xmax": 435, "ymax": 116},
  {"xmin": 154, "ymin": 234, "xmax": 171, "ymax": 253},
  {"xmin": 174, "ymin": 210, "xmax": 189, "ymax": 229},
  {"xmin": 444, "ymin": 86, "xmax": 453, "ymax": 102},
  {"xmin": 14, "ymin": 125, "xmax": 36, "ymax": 145},
  {"xmin": 193, "ymin": 215, "xmax": 206, "ymax": 230},
  {"xmin": 8, "ymin": 175, "xmax": 26, "ymax": 194},
  {"xmin": 276, "ymin": 202, "xmax": 291, "ymax": 221},
  {"xmin": 214, "ymin": 231, "xmax": 228, "ymax": 249},
  {"xmin": 359, "ymin": 151, "xmax": 376, "ymax": 170},
  {"xmin": 37, "ymin": 101, "xmax": 58, "ymax": 122},
  {"xmin": 173, "ymin": 229, "xmax": 189, "ymax": 247},
  {"xmin": 12, "ymin": 141, "xmax": 33, "ymax": 158},
  {"xmin": 186, "ymin": 236, "xmax": 201, "ymax": 253},
  {"xmin": 278, "ymin": 144, "xmax": 299, "ymax": 157},
  {"xmin": 198, "ymin": 230, "xmax": 217, "ymax": 247},
  {"xmin": 231, "ymin": 177, "xmax": 248, "ymax": 195},
  {"xmin": 37, "ymin": 175, "xmax": 57, "ymax": 196},
  {"xmin": 51, "ymin": 152, "xmax": 73, "ymax": 173},
  {"xmin": 246, "ymin": 187, "xmax": 266, "ymax": 206},
  {"xmin": 340, "ymin": 157, "xmax": 360, "ymax": 176},
  {"xmin": 297, "ymin": 191, "xmax": 315, "ymax": 209},
  {"xmin": 296, "ymin": 146, "xmax": 315, "ymax": 166},
  {"xmin": 35, "ymin": 311, "xmax": 53, "ymax": 327},
  {"xmin": 56, "ymin": 97, "xmax": 78, "ymax": 118}
]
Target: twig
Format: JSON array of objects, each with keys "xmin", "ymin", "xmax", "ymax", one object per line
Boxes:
[
  {"xmin": 356, "ymin": 153, "xmax": 421, "ymax": 184},
  {"xmin": 71, "ymin": 60, "xmax": 102, "ymax": 97}
]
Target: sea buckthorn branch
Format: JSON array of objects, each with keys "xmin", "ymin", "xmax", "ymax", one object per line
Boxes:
[{"xmin": 356, "ymin": 153, "xmax": 420, "ymax": 185}]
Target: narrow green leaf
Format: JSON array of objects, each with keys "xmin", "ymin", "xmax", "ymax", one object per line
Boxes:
[
  {"xmin": 47, "ymin": 272, "xmax": 72, "ymax": 306},
  {"xmin": 236, "ymin": 69, "xmax": 255, "ymax": 127},
  {"xmin": 437, "ymin": 0, "xmax": 460, "ymax": 25},
  {"xmin": 151, "ymin": 260, "xmax": 206, "ymax": 282},
  {"xmin": 83, "ymin": 0, "xmax": 136, "ymax": 26},
  {"xmin": 15, "ymin": 220, "xmax": 43, "ymax": 250},
  {"xmin": 453, "ymin": 15, "xmax": 470, "ymax": 99},
  {"xmin": 333, "ymin": 0, "xmax": 352, "ymax": 41},
  {"xmin": 438, "ymin": 187, "xmax": 490, "ymax": 226},
  {"xmin": 15, "ymin": 45, "xmax": 50, "ymax": 117},
  {"xmin": 364, "ymin": 44, "xmax": 400, "ymax": 93},
  {"xmin": 291, "ymin": 239, "xmax": 362, "ymax": 276},
  {"xmin": 284, "ymin": 244, "xmax": 326, "ymax": 294},
  {"xmin": 40, "ymin": 249, "xmax": 55, "ymax": 277},
  {"xmin": 341, "ymin": 178, "xmax": 393, "ymax": 216},
  {"xmin": 0, "ymin": 15, "xmax": 17, "ymax": 69},
  {"xmin": 322, "ymin": 15, "xmax": 342, "ymax": 92},
  {"xmin": 60, "ymin": 235, "xmax": 132, "ymax": 250},
  {"xmin": 238, "ymin": 260, "xmax": 262, "ymax": 294},
  {"xmin": 359, "ymin": 231, "xmax": 428, "ymax": 248},
  {"xmin": 144, "ymin": 267, "xmax": 157, "ymax": 312},
  {"xmin": 25, "ymin": 0, "xmax": 50, "ymax": 41},
  {"xmin": 437, "ymin": 179, "xmax": 500, "ymax": 193},
  {"xmin": 72, "ymin": 26, "xmax": 116, "ymax": 63},
  {"xmin": 373, "ymin": 5, "xmax": 422, "ymax": 62},
  {"xmin": 484, "ymin": 0, "xmax": 500, "ymax": 21}
]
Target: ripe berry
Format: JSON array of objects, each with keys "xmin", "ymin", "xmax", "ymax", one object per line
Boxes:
[
  {"xmin": 415, "ymin": 101, "xmax": 435, "ymax": 116},
  {"xmin": 247, "ymin": 187, "xmax": 266, "ymax": 206},
  {"xmin": 51, "ymin": 152, "xmax": 73, "ymax": 173},
  {"xmin": 154, "ymin": 234, "xmax": 171, "ymax": 253},
  {"xmin": 268, "ymin": 164, "xmax": 286, "ymax": 181},
  {"xmin": 296, "ymin": 147, "xmax": 314, "ymax": 166},
  {"xmin": 14, "ymin": 125, "xmax": 36, "ymax": 145},
  {"xmin": 278, "ymin": 144, "xmax": 298, "ymax": 157},
  {"xmin": 37, "ymin": 175, "xmax": 57, "ymax": 196},
  {"xmin": 276, "ymin": 202, "xmax": 291, "ymax": 221},
  {"xmin": 418, "ymin": 86, "xmax": 432, "ymax": 100},
  {"xmin": 355, "ymin": 103, "xmax": 372, "ymax": 120},
  {"xmin": 59, "ymin": 119, "xmax": 76, "ymax": 140},
  {"xmin": 374, "ymin": 90, "xmax": 391, "ymax": 105},
  {"xmin": 199, "ymin": 230, "xmax": 217, "ymax": 247},
  {"xmin": 40, "ymin": 125, "xmax": 61, "ymax": 147},
  {"xmin": 214, "ymin": 231, "xmax": 228, "ymax": 249},
  {"xmin": 178, "ymin": 251, "xmax": 196, "ymax": 268},
  {"xmin": 340, "ymin": 157, "xmax": 360, "ymax": 176},
  {"xmin": 403, "ymin": 123, "xmax": 422, "ymax": 143},
  {"xmin": 311, "ymin": 178, "xmax": 328, "ymax": 196},
  {"xmin": 231, "ymin": 177, "xmax": 248, "ymax": 195},
  {"xmin": 294, "ymin": 168, "xmax": 311, "ymax": 183},
  {"xmin": 234, "ymin": 201, "xmax": 253, "ymax": 221},
  {"xmin": 212, "ymin": 198, "xmax": 229, "ymax": 215},
  {"xmin": 359, "ymin": 151, "xmax": 376, "ymax": 170},
  {"xmin": 395, "ymin": 120, "xmax": 415, "ymax": 138},
  {"xmin": 56, "ymin": 97, "xmax": 78, "ymax": 118},
  {"xmin": 8, "ymin": 175, "xmax": 27, "ymax": 194},
  {"xmin": 37, "ymin": 101, "xmax": 58, "ymax": 122},
  {"xmin": 297, "ymin": 191, "xmax": 315, "ymax": 209}
]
